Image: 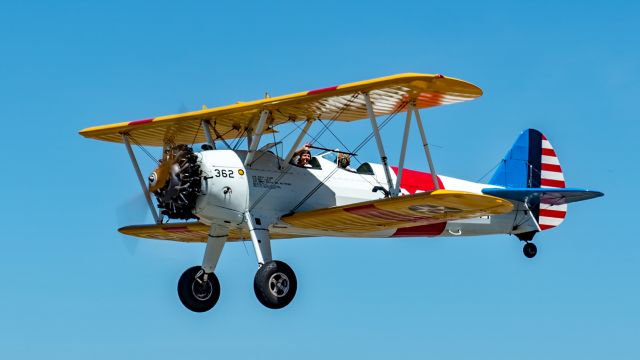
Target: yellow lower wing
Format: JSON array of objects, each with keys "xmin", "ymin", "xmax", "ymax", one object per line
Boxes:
[
  {"xmin": 281, "ymin": 190, "xmax": 513, "ymax": 233},
  {"xmin": 119, "ymin": 190, "xmax": 512, "ymax": 240},
  {"xmin": 119, "ymin": 222, "xmax": 303, "ymax": 242}
]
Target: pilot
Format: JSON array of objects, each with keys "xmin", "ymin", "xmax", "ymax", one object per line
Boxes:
[{"xmin": 292, "ymin": 143, "xmax": 313, "ymax": 168}]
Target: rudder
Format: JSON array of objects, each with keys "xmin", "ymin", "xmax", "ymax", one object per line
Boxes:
[{"xmin": 489, "ymin": 129, "xmax": 567, "ymax": 230}]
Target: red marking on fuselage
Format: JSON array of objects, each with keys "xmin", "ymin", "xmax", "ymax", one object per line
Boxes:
[
  {"xmin": 390, "ymin": 167, "xmax": 445, "ymax": 194},
  {"xmin": 388, "ymin": 166, "xmax": 447, "ymax": 235},
  {"xmin": 128, "ymin": 118, "xmax": 154, "ymax": 126},
  {"xmin": 391, "ymin": 223, "xmax": 446, "ymax": 237},
  {"xmin": 307, "ymin": 86, "xmax": 338, "ymax": 95}
]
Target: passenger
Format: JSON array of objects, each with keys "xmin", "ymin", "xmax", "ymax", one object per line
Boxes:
[
  {"xmin": 337, "ymin": 153, "xmax": 355, "ymax": 172},
  {"xmin": 292, "ymin": 143, "xmax": 313, "ymax": 168}
]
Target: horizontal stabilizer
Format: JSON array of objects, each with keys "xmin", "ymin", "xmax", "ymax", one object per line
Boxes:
[{"xmin": 482, "ymin": 188, "xmax": 604, "ymax": 206}]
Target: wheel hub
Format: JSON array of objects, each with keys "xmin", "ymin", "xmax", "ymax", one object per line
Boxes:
[
  {"xmin": 268, "ymin": 272, "xmax": 290, "ymax": 298},
  {"xmin": 192, "ymin": 279, "xmax": 213, "ymax": 301}
]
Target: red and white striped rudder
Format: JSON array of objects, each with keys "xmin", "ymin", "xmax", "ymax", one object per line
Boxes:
[{"xmin": 538, "ymin": 133, "xmax": 567, "ymax": 230}]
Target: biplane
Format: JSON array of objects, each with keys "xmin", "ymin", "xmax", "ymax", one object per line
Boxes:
[{"xmin": 80, "ymin": 73, "xmax": 603, "ymax": 312}]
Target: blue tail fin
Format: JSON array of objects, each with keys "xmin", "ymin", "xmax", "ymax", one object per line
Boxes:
[{"xmin": 489, "ymin": 129, "xmax": 566, "ymax": 189}]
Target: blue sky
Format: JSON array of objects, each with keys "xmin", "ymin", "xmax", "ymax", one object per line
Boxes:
[{"xmin": 1, "ymin": 0, "xmax": 638, "ymax": 358}]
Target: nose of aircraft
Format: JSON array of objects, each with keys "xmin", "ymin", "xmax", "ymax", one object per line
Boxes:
[{"xmin": 148, "ymin": 162, "xmax": 171, "ymax": 193}]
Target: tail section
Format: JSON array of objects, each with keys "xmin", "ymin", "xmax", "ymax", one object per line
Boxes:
[{"xmin": 489, "ymin": 129, "xmax": 567, "ymax": 230}]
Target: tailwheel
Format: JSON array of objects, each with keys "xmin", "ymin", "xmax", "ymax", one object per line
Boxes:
[
  {"xmin": 177, "ymin": 266, "xmax": 220, "ymax": 312},
  {"xmin": 523, "ymin": 242, "xmax": 538, "ymax": 259},
  {"xmin": 254, "ymin": 261, "xmax": 297, "ymax": 309}
]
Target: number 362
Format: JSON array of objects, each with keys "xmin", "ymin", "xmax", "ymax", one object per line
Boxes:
[{"xmin": 214, "ymin": 169, "xmax": 234, "ymax": 178}]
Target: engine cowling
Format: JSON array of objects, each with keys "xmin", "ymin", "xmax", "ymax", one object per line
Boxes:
[{"xmin": 194, "ymin": 150, "xmax": 249, "ymax": 225}]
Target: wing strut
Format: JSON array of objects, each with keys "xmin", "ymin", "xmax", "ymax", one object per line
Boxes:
[
  {"xmin": 364, "ymin": 92, "xmax": 397, "ymax": 196},
  {"xmin": 244, "ymin": 109, "xmax": 270, "ymax": 166},
  {"xmin": 201, "ymin": 120, "xmax": 216, "ymax": 149},
  {"xmin": 121, "ymin": 134, "xmax": 161, "ymax": 223},
  {"xmin": 414, "ymin": 107, "xmax": 440, "ymax": 190},
  {"xmin": 394, "ymin": 103, "xmax": 413, "ymax": 195}
]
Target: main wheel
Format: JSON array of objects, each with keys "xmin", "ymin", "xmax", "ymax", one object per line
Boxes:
[
  {"xmin": 253, "ymin": 261, "xmax": 297, "ymax": 309},
  {"xmin": 523, "ymin": 242, "xmax": 537, "ymax": 258},
  {"xmin": 177, "ymin": 266, "xmax": 220, "ymax": 312}
]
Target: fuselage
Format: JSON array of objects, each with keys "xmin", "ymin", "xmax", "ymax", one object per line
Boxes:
[{"xmin": 192, "ymin": 149, "xmax": 537, "ymax": 239}]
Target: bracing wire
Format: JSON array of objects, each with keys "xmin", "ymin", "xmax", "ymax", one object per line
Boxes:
[
  {"xmin": 190, "ymin": 121, "xmax": 202, "ymax": 146},
  {"xmin": 129, "ymin": 135, "xmax": 160, "ymax": 165},
  {"xmin": 311, "ymin": 93, "xmax": 360, "ymax": 140},
  {"xmin": 232, "ymin": 128, "xmax": 247, "ymax": 150},
  {"xmin": 476, "ymin": 160, "xmax": 502, "ymax": 183},
  {"xmin": 250, "ymin": 96, "xmax": 407, "ymax": 213},
  {"xmin": 285, "ymin": 100, "xmax": 409, "ymax": 213}
]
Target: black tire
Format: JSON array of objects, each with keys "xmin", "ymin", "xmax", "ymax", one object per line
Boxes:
[
  {"xmin": 177, "ymin": 266, "xmax": 220, "ymax": 312},
  {"xmin": 253, "ymin": 260, "xmax": 297, "ymax": 309},
  {"xmin": 523, "ymin": 242, "xmax": 537, "ymax": 259}
]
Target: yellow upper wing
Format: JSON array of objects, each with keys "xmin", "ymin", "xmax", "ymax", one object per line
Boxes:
[
  {"xmin": 281, "ymin": 190, "xmax": 513, "ymax": 233},
  {"xmin": 79, "ymin": 73, "xmax": 482, "ymax": 146}
]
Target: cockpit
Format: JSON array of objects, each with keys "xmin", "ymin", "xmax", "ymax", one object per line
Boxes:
[{"xmin": 248, "ymin": 142, "xmax": 378, "ymax": 175}]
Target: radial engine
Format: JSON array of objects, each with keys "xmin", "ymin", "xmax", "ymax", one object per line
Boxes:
[{"xmin": 148, "ymin": 144, "xmax": 202, "ymax": 220}]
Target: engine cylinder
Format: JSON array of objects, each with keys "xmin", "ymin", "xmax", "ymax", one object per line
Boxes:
[{"xmin": 150, "ymin": 145, "xmax": 201, "ymax": 220}]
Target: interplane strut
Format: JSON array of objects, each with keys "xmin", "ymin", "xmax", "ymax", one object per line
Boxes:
[{"xmin": 122, "ymin": 133, "xmax": 160, "ymax": 223}]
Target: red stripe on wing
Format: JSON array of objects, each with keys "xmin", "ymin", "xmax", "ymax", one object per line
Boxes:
[
  {"xmin": 307, "ymin": 86, "xmax": 338, "ymax": 95},
  {"xmin": 392, "ymin": 223, "xmax": 447, "ymax": 237},
  {"xmin": 128, "ymin": 118, "xmax": 154, "ymax": 126}
]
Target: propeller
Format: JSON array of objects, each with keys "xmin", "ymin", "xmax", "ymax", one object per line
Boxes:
[{"xmin": 116, "ymin": 192, "xmax": 151, "ymax": 256}]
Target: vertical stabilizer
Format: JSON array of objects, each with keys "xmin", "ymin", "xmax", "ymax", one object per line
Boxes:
[{"xmin": 489, "ymin": 129, "xmax": 567, "ymax": 230}]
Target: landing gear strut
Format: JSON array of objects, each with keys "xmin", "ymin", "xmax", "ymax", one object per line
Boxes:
[
  {"xmin": 523, "ymin": 242, "xmax": 537, "ymax": 258},
  {"xmin": 177, "ymin": 225, "xmax": 227, "ymax": 312}
]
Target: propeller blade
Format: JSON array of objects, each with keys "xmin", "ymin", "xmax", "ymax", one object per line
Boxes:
[{"xmin": 116, "ymin": 193, "xmax": 152, "ymax": 256}]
